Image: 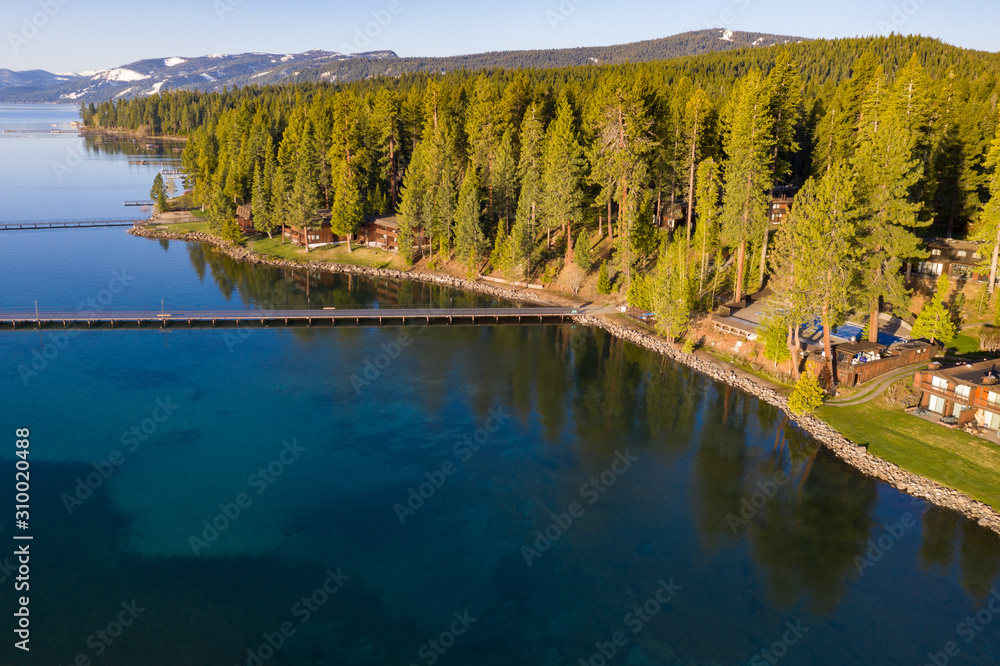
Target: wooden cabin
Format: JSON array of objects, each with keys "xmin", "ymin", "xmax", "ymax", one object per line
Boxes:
[
  {"xmin": 359, "ymin": 216, "xmax": 428, "ymax": 254},
  {"xmin": 282, "ymin": 210, "xmax": 351, "ymax": 249},
  {"xmin": 906, "ymin": 238, "xmax": 987, "ymax": 283},
  {"xmin": 768, "ymin": 187, "xmax": 797, "ymax": 228},
  {"xmin": 236, "ymin": 203, "xmax": 254, "ymax": 233}
]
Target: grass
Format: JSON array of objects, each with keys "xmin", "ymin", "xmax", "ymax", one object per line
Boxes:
[
  {"xmin": 704, "ymin": 349, "xmax": 796, "ymax": 391},
  {"xmin": 155, "ymin": 220, "xmax": 211, "ymax": 234},
  {"xmin": 946, "ymin": 330, "xmax": 983, "ymax": 355},
  {"xmin": 248, "ymin": 236, "xmax": 407, "ymax": 269},
  {"xmin": 818, "ymin": 401, "xmax": 1000, "ymax": 511}
]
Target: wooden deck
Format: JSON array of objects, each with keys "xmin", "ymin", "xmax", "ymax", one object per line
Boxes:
[{"xmin": 0, "ymin": 307, "xmax": 579, "ymax": 330}]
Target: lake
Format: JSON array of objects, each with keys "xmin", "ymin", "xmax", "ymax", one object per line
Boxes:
[{"xmin": 1, "ymin": 104, "xmax": 999, "ymax": 665}]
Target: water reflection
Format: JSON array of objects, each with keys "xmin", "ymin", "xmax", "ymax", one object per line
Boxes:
[{"xmin": 184, "ymin": 241, "xmax": 507, "ymax": 310}]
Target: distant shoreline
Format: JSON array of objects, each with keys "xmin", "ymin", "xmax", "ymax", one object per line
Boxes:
[{"xmin": 128, "ymin": 222, "xmax": 1000, "ymax": 536}]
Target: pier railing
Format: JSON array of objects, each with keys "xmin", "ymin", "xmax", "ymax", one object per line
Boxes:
[
  {"xmin": 0, "ymin": 218, "xmax": 147, "ymax": 230},
  {"xmin": 0, "ymin": 305, "xmax": 577, "ymax": 330}
]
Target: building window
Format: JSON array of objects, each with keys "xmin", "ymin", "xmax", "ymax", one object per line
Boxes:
[
  {"xmin": 931, "ymin": 249, "xmax": 941, "ymax": 255},
  {"xmin": 932, "ymin": 376, "xmax": 949, "ymax": 390},
  {"xmin": 974, "ymin": 252, "xmax": 981, "ymax": 259},
  {"xmin": 956, "ymin": 385, "xmax": 971, "ymax": 400},
  {"xmin": 989, "ymin": 391, "xmax": 1000, "ymax": 407},
  {"xmin": 957, "ymin": 250, "xmax": 967, "ymax": 258}
]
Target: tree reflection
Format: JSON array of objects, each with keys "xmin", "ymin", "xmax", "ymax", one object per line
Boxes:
[{"xmin": 746, "ymin": 432, "xmax": 879, "ymax": 614}]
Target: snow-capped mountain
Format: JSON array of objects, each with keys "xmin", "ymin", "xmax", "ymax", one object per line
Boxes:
[
  {"xmin": 0, "ymin": 30, "xmax": 804, "ymax": 104},
  {"xmin": 0, "ymin": 49, "xmax": 396, "ymax": 103}
]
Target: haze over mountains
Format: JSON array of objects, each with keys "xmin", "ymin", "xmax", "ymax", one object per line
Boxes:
[{"xmin": 0, "ymin": 29, "xmax": 802, "ymax": 103}]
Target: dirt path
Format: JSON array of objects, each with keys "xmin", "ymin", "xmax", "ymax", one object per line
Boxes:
[{"xmin": 827, "ymin": 364, "xmax": 925, "ymax": 406}]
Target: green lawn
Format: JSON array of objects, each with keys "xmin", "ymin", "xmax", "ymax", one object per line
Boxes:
[
  {"xmin": 704, "ymin": 349, "xmax": 796, "ymax": 391},
  {"xmin": 946, "ymin": 330, "xmax": 983, "ymax": 355},
  {"xmin": 249, "ymin": 236, "xmax": 406, "ymax": 269},
  {"xmin": 817, "ymin": 401, "xmax": 1000, "ymax": 510},
  {"xmin": 244, "ymin": 236, "xmax": 308, "ymax": 261},
  {"xmin": 157, "ymin": 220, "xmax": 211, "ymax": 234}
]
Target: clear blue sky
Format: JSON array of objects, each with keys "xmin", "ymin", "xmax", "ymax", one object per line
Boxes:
[{"xmin": 1, "ymin": 0, "xmax": 996, "ymax": 73}]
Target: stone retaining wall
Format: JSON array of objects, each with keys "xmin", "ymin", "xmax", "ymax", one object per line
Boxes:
[
  {"xmin": 129, "ymin": 227, "xmax": 542, "ymax": 304},
  {"xmin": 130, "ymin": 225, "xmax": 1000, "ymax": 535}
]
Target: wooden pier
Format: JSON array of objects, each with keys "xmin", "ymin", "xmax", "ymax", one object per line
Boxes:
[
  {"xmin": 0, "ymin": 307, "xmax": 580, "ymax": 331},
  {"xmin": 0, "ymin": 218, "xmax": 147, "ymax": 230},
  {"xmin": 124, "ymin": 201, "xmax": 155, "ymax": 207}
]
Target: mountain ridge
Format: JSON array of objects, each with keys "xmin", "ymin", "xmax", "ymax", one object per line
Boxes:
[{"xmin": 0, "ymin": 29, "xmax": 802, "ymax": 103}]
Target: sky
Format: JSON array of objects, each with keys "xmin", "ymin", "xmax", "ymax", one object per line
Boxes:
[{"xmin": 1, "ymin": 0, "xmax": 997, "ymax": 73}]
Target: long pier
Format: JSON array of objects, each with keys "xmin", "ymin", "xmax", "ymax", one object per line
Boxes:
[
  {"xmin": 0, "ymin": 218, "xmax": 147, "ymax": 230},
  {"xmin": 0, "ymin": 307, "xmax": 580, "ymax": 330}
]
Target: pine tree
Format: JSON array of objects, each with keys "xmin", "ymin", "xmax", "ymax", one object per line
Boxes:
[
  {"xmin": 251, "ymin": 161, "xmax": 276, "ymax": 238},
  {"xmin": 788, "ymin": 371, "xmax": 824, "ymax": 415},
  {"xmin": 488, "ymin": 219, "xmax": 515, "ymax": 281},
  {"xmin": 591, "ymin": 75, "xmax": 656, "ymax": 282},
  {"xmin": 597, "ymin": 260, "xmax": 612, "ymax": 295},
  {"xmin": 513, "ymin": 103, "xmax": 545, "ymax": 275},
  {"xmin": 371, "ymin": 88, "xmax": 403, "ymax": 211},
  {"xmin": 720, "ymin": 69, "xmax": 776, "ymax": 303},
  {"xmin": 853, "ymin": 66, "xmax": 926, "ymax": 342},
  {"xmin": 682, "ymin": 88, "xmax": 712, "ymax": 246},
  {"xmin": 695, "ymin": 157, "xmax": 722, "ymax": 292},
  {"xmin": 756, "ymin": 54, "xmax": 804, "ymax": 289},
  {"xmin": 397, "ymin": 140, "xmax": 430, "ymax": 263},
  {"xmin": 540, "ymin": 94, "xmax": 585, "ymax": 258},
  {"xmin": 454, "ymin": 166, "xmax": 485, "ymax": 261},
  {"xmin": 466, "ymin": 76, "xmax": 506, "ymax": 222},
  {"xmin": 974, "ymin": 137, "xmax": 1000, "ymax": 292},
  {"xmin": 812, "ymin": 51, "xmax": 878, "ymax": 175},
  {"xmin": 220, "ymin": 218, "xmax": 244, "ymax": 245},
  {"xmin": 331, "ymin": 165, "xmax": 364, "ymax": 252},
  {"xmin": 150, "ymin": 173, "xmax": 168, "ymax": 212},
  {"xmin": 912, "ymin": 273, "xmax": 958, "ymax": 345},
  {"xmin": 771, "ymin": 161, "xmax": 859, "ymax": 388},
  {"xmin": 574, "ymin": 229, "xmax": 592, "ymax": 271},
  {"xmin": 492, "ymin": 129, "xmax": 519, "ymax": 226},
  {"xmin": 651, "ymin": 237, "xmax": 692, "ymax": 343},
  {"xmin": 760, "ymin": 316, "xmax": 792, "ymax": 366}
]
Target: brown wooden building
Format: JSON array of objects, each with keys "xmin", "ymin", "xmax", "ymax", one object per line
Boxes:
[
  {"xmin": 359, "ymin": 216, "xmax": 428, "ymax": 253},
  {"xmin": 913, "ymin": 359, "xmax": 1000, "ymax": 430},
  {"xmin": 828, "ymin": 340, "xmax": 937, "ymax": 386},
  {"xmin": 236, "ymin": 203, "xmax": 254, "ymax": 233},
  {"xmin": 362, "ymin": 216, "xmax": 402, "ymax": 251},
  {"xmin": 282, "ymin": 210, "xmax": 352, "ymax": 249},
  {"xmin": 768, "ymin": 194, "xmax": 793, "ymax": 227},
  {"xmin": 906, "ymin": 238, "xmax": 987, "ymax": 283}
]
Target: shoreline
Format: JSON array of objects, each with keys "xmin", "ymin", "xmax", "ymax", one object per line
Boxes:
[
  {"xmin": 81, "ymin": 127, "xmax": 187, "ymax": 142},
  {"xmin": 129, "ymin": 224, "xmax": 1000, "ymax": 536}
]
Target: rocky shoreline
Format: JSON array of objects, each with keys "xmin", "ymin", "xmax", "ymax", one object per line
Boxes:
[
  {"xmin": 129, "ymin": 227, "xmax": 543, "ymax": 304},
  {"xmin": 130, "ymin": 224, "xmax": 1000, "ymax": 535}
]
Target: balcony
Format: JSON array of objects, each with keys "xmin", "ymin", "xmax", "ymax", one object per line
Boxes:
[{"xmin": 913, "ymin": 379, "xmax": 968, "ymax": 405}]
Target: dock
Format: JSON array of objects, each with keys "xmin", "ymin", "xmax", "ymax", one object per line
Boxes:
[
  {"xmin": 0, "ymin": 218, "xmax": 147, "ymax": 230},
  {"xmin": 0, "ymin": 307, "xmax": 580, "ymax": 330}
]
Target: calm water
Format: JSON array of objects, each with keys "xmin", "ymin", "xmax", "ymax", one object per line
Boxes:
[{"xmin": 1, "ymin": 105, "xmax": 999, "ymax": 665}]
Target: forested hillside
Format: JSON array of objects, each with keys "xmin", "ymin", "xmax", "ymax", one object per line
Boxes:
[
  {"xmin": 0, "ymin": 29, "xmax": 797, "ymax": 103},
  {"xmin": 84, "ymin": 33, "xmax": 1000, "ymax": 370}
]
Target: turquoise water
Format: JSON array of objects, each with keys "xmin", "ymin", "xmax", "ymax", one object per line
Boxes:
[{"xmin": 1, "ymin": 105, "xmax": 999, "ymax": 665}]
